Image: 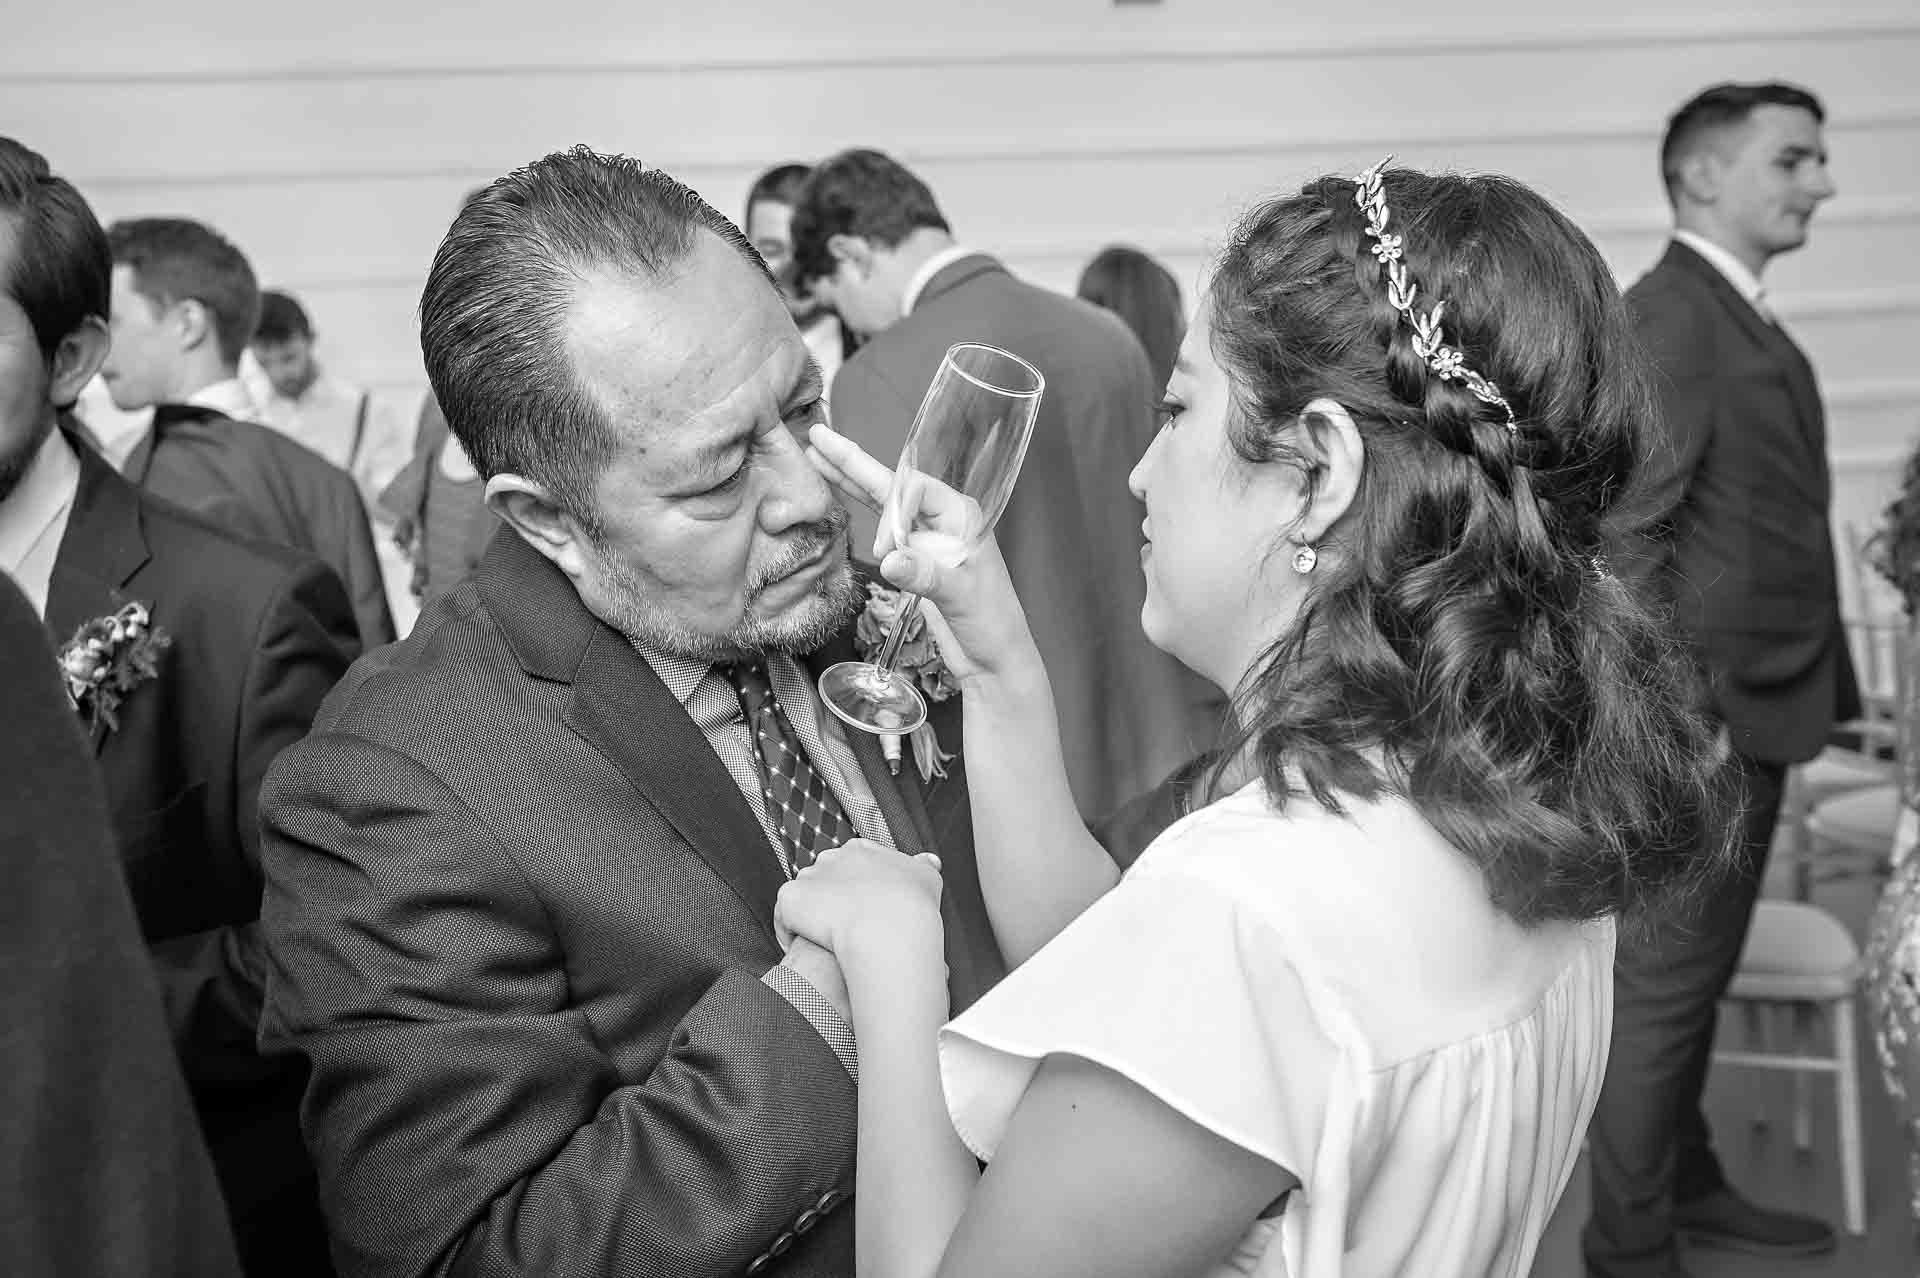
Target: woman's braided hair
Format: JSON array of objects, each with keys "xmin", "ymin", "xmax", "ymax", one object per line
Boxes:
[{"xmin": 1203, "ymin": 164, "xmax": 1735, "ymax": 925}]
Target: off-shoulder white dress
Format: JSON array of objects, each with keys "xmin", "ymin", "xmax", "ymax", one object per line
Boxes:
[{"xmin": 940, "ymin": 781, "xmax": 1614, "ymax": 1277}]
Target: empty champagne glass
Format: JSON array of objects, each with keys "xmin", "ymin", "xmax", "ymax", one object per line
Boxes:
[{"xmin": 818, "ymin": 342, "xmax": 1044, "ymax": 734}]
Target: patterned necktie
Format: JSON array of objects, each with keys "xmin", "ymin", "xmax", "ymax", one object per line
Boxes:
[{"xmin": 721, "ymin": 660, "xmax": 857, "ymax": 873}]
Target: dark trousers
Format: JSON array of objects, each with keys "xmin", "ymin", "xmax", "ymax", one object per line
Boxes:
[{"xmin": 1583, "ymin": 752, "xmax": 1786, "ymax": 1277}]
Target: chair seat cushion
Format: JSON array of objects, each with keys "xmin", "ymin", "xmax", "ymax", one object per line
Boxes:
[
  {"xmin": 1725, "ymin": 900, "xmax": 1861, "ymax": 1001},
  {"xmin": 1793, "ymin": 747, "xmax": 1895, "ymax": 806},
  {"xmin": 1806, "ymin": 784, "xmax": 1901, "ymax": 853}
]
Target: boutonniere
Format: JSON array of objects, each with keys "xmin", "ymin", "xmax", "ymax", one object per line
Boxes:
[
  {"xmin": 855, "ymin": 583, "xmax": 958, "ymax": 783},
  {"xmin": 58, "ymin": 602, "xmax": 171, "ymax": 738}
]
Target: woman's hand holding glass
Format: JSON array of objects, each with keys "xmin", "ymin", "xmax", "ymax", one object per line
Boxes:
[{"xmin": 807, "ymin": 422, "xmax": 1044, "ymax": 692}]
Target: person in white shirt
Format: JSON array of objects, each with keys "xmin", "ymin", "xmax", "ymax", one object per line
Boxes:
[
  {"xmin": 775, "ymin": 159, "xmax": 1738, "ymax": 1278},
  {"xmin": 245, "ymin": 289, "xmax": 412, "ymax": 513},
  {"xmin": 97, "ymin": 216, "xmax": 393, "ymax": 647}
]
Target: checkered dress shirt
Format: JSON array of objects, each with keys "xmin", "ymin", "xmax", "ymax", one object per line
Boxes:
[{"xmin": 633, "ymin": 640, "xmax": 896, "ymax": 1078}]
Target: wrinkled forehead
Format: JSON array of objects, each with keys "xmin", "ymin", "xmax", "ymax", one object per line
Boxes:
[{"xmin": 565, "ymin": 238, "xmax": 806, "ymax": 465}]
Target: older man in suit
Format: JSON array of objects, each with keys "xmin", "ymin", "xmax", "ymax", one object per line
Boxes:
[
  {"xmin": 258, "ymin": 148, "xmax": 1007, "ymax": 1278},
  {"xmin": 1585, "ymin": 82, "xmax": 1850, "ymax": 1277},
  {"xmin": 790, "ymin": 149, "xmax": 1218, "ymax": 822},
  {"xmin": 0, "ymin": 138, "xmax": 361, "ymax": 1275}
]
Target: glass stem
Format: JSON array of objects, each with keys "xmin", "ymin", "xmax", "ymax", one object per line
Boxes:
[{"xmin": 873, "ymin": 593, "xmax": 925, "ymax": 675}]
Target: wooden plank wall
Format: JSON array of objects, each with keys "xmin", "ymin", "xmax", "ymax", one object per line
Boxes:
[{"xmin": 4, "ymin": 1, "xmax": 1915, "ymax": 571}]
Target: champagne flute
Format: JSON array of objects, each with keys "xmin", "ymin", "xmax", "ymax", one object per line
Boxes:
[{"xmin": 818, "ymin": 342, "xmax": 1044, "ymax": 735}]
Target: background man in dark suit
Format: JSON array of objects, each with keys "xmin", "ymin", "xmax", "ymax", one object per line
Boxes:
[
  {"xmin": 790, "ymin": 149, "xmax": 1218, "ymax": 822},
  {"xmin": 0, "ymin": 139, "xmax": 362, "ymax": 1275},
  {"xmin": 0, "ymin": 570, "xmax": 242, "ymax": 1278},
  {"xmin": 258, "ymin": 148, "xmax": 1006, "ymax": 1278},
  {"xmin": 99, "ymin": 216, "xmax": 394, "ymax": 648},
  {"xmin": 1585, "ymin": 82, "xmax": 1850, "ymax": 1277}
]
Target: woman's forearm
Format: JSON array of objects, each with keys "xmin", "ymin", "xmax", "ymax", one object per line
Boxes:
[
  {"xmin": 961, "ymin": 658, "xmax": 1120, "ymax": 967},
  {"xmin": 850, "ymin": 969, "xmax": 978, "ymax": 1278}
]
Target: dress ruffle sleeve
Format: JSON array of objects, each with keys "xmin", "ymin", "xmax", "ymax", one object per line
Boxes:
[{"xmin": 939, "ymin": 864, "xmax": 1356, "ymax": 1199}]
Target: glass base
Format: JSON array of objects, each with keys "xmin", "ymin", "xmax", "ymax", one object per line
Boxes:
[{"xmin": 818, "ymin": 661, "xmax": 929, "ymax": 736}]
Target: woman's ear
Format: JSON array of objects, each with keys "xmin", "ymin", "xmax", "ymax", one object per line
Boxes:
[{"xmin": 1293, "ymin": 396, "xmax": 1364, "ymax": 545}]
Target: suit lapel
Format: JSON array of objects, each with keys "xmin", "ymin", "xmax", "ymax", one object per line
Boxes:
[
  {"xmin": 45, "ymin": 436, "xmax": 153, "ymax": 756},
  {"xmin": 802, "ymin": 619, "xmax": 1001, "ymax": 1006},
  {"xmin": 802, "ymin": 624, "xmax": 940, "ymax": 853},
  {"xmin": 1665, "ymin": 243, "xmax": 1827, "ymax": 465},
  {"xmin": 479, "ymin": 533, "xmax": 786, "ymax": 935}
]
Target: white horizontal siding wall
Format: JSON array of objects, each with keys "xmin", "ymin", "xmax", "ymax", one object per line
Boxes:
[{"xmin": 4, "ymin": 1, "xmax": 1915, "ymax": 553}]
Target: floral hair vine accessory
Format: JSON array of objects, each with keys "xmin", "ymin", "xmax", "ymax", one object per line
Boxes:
[{"xmin": 1354, "ymin": 156, "xmax": 1517, "ymax": 435}]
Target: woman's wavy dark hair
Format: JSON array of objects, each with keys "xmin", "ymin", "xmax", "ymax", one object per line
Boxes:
[
  {"xmin": 1867, "ymin": 442, "xmax": 1920, "ymax": 615},
  {"xmin": 1203, "ymin": 166, "xmax": 1735, "ymax": 926}
]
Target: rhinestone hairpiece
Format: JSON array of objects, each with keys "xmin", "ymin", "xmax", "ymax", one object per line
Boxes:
[{"xmin": 1354, "ymin": 156, "xmax": 1516, "ymax": 434}]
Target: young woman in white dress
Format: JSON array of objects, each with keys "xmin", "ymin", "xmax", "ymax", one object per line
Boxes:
[{"xmin": 782, "ymin": 162, "xmax": 1735, "ymax": 1278}]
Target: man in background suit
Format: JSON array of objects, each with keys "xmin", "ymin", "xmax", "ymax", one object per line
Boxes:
[
  {"xmin": 0, "ymin": 572, "xmax": 241, "ymax": 1277},
  {"xmin": 100, "ymin": 216, "xmax": 394, "ymax": 648},
  {"xmin": 790, "ymin": 148, "xmax": 1218, "ymax": 822},
  {"xmin": 0, "ymin": 138, "xmax": 361, "ymax": 1275},
  {"xmin": 1586, "ymin": 82, "xmax": 1849, "ymax": 1277},
  {"xmin": 259, "ymin": 148, "xmax": 1006, "ymax": 1277}
]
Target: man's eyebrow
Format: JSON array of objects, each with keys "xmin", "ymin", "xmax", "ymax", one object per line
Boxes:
[
  {"xmin": 682, "ymin": 422, "xmax": 756, "ymax": 481},
  {"xmin": 786, "ymin": 354, "xmax": 825, "ymax": 408}
]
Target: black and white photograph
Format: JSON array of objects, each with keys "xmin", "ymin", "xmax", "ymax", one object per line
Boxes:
[{"xmin": 2, "ymin": 2, "xmax": 1917, "ymax": 1275}]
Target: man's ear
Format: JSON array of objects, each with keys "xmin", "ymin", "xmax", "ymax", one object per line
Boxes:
[
  {"xmin": 48, "ymin": 316, "xmax": 109, "ymax": 409},
  {"xmin": 1292, "ymin": 396, "xmax": 1365, "ymax": 546},
  {"xmin": 175, "ymin": 298, "xmax": 215, "ymax": 353},
  {"xmin": 826, "ymin": 234, "xmax": 875, "ymax": 277},
  {"xmin": 1674, "ymin": 148, "xmax": 1722, "ymax": 207},
  {"xmin": 486, "ymin": 473, "xmax": 595, "ymax": 581}
]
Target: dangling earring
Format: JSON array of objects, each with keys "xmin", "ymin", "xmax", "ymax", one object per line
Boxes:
[{"xmin": 1292, "ymin": 544, "xmax": 1318, "ymax": 574}]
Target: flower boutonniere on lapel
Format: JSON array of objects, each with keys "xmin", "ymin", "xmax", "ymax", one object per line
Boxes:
[
  {"xmin": 58, "ymin": 602, "xmax": 171, "ymax": 738},
  {"xmin": 854, "ymin": 583, "xmax": 958, "ymax": 783}
]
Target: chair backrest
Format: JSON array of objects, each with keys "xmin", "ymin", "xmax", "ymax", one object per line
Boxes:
[{"xmin": 1896, "ymin": 622, "xmax": 1920, "ymax": 868}]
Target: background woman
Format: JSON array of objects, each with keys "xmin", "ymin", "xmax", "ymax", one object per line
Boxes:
[{"xmin": 1075, "ymin": 243, "xmax": 1185, "ymax": 392}]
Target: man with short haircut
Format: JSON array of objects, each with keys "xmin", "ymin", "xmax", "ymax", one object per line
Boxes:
[
  {"xmin": 247, "ymin": 288, "xmax": 413, "ymax": 514},
  {"xmin": 102, "ymin": 218, "xmax": 394, "ymax": 648},
  {"xmin": 790, "ymin": 148, "xmax": 1218, "ymax": 822},
  {"xmin": 1586, "ymin": 82, "xmax": 1848, "ymax": 1276},
  {"xmin": 0, "ymin": 136, "xmax": 359, "ymax": 1277},
  {"xmin": 258, "ymin": 148, "xmax": 1007, "ymax": 1277}
]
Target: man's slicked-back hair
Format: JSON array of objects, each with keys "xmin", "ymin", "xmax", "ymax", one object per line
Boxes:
[
  {"xmin": 253, "ymin": 289, "xmax": 312, "ymax": 345},
  {"xmin": 107, "ymin": 217, "xmax": 260, "ymax": 366},
  {"xmin": 420, "ymin": 146, "xmax": 770, "ymax": 534},
  {"xmin": 788, "ymin": 148, "xmax": 951, "ymax": 289},
  {"xmin": 1659, "ymin": 81, "xmax": 1826, "ymax": 203},
  {"xmin": 0, "ymin": 137, "xmax": 110, "ymax": 360}
]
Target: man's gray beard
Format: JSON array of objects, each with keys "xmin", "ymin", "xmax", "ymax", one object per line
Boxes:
[
  {"xmin": 0, "ymin": 411, "xmax": 56, "ymax": 506},
  {"xmin": 592, "ymin": 516, "xmax": 861, "ymax": 663}
]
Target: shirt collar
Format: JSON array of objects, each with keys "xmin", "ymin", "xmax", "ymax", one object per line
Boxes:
[
  {"xmin": 1673, "ymin": 230, "xmax": 1768, "ymax": 309},
  {"xmin": 0, "ymin": 427, "xmax": 81, "ymax": 595},
  {"xmin": 628, "ymin": 635, "xmax": 807, "ymax": 710},
  {"xmin": 630, "ymin": 636, "xmax": 713, "ymax": 707},
  {"xmin": 901, "ymin": 244, "xmax": 974, "ymax": 317},
  {"xmin": 186, "ymin": 377, "xmax": 263, "ymax": 422}
]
